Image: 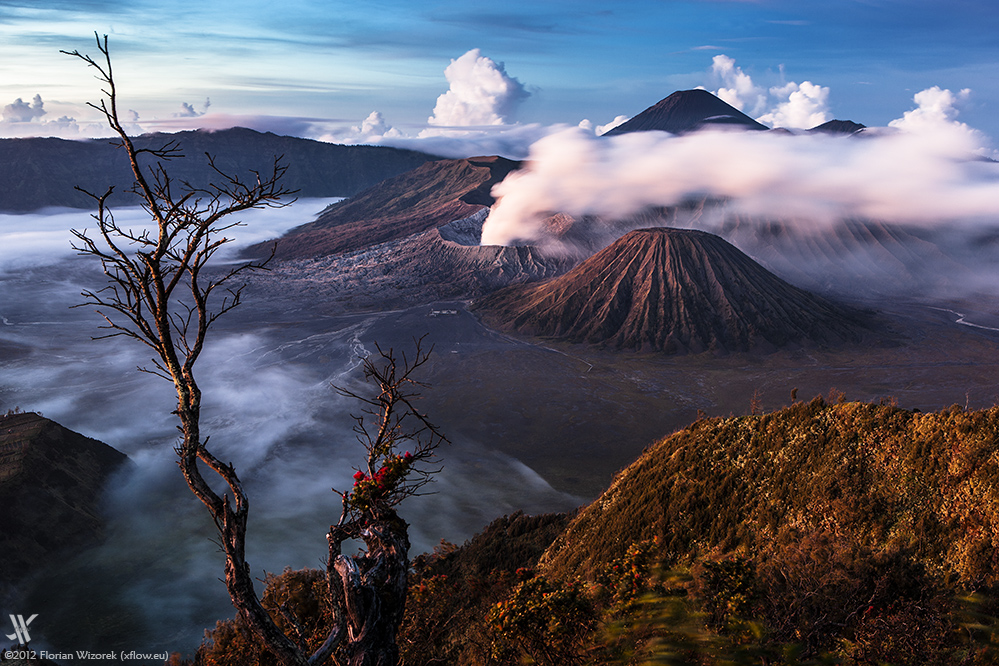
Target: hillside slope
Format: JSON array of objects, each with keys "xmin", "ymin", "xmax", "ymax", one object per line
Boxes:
[
  {"xmin": 264, "ymin": 155, "xmax": 520, "ymax": 259},
  {"xmin": 0, "ymin": 412, "xmax": 129, "ymax": 590},
  {"xmin": 540, "ymin": 398, "xmax": 999, "ymax": 586}
]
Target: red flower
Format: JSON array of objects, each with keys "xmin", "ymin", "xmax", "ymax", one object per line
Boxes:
[
  {"xmin": 403, "ymin": 452, "xmax": 413, "ymax": 462},
  {"xmin": 353, "ymin": 470, "xmax": 365, "ymax": 481}
]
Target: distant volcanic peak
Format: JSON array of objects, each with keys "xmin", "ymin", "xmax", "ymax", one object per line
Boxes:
[
  {"xmin": 604, "ymin": 89, "xmax": 769, "ymax": 136},
  {"xmin": 475, "ymin": 227, "xmax": 864, "ymax": 354},
  {"xmin": 809, "ymin": 119, "xmax": 867, "ymax": 135}
]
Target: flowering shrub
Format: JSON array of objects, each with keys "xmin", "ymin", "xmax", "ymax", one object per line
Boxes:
[
  {"xmin": 488, "ymin": 573, "xmax": 596, "ymax": 666},
  {"xmin": 344, "ymin": 451, "xmax": 416, "ymax": 514}
]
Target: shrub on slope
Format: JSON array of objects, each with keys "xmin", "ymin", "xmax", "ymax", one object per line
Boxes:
[{"xmin": 540, "ymin": 397, "xmax": 999, "ymax": 587}]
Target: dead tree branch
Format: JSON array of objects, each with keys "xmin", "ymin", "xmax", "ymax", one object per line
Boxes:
[{"xmin": 67, "ymin": 33, "xmax": 445, "ymax": 666}]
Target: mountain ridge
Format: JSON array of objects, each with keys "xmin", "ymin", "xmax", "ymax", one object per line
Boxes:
[
  {"xmin": 260, "ymin": 155, "xmax": 521, "ymax": 259},
  {"xmin": 0, "ymin": 127, "xmax": 436, "ymax": 212}
]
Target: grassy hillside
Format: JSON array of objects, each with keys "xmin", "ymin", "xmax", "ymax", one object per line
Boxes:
[
  {"xmin": 191, "ymin": 398, "xmax": 999, "ymax": 664},
  {"xmin": 540, "ymin": 397, "xmax": 999, "ymax": 586}
]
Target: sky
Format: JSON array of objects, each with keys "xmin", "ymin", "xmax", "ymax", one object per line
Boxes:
[{"xmin": 1, "ymin": 0, "xmax": 998, "ymax": 153}]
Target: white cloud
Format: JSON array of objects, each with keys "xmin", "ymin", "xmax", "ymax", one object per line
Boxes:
[
  {"xmin": 0, "ymin": 94, "xmax": 86, "ymax": 137},
  {"xmin": 480, "ymin": 111, "xmax": 999, "ymax": 247},
  {"xmin": 311, "ymin": 49, "xmax": 544, "ymax": 159},
  {"xmin": 596, "ymin": 115, "xmax": 630, "ymax": 136},
  {"xmin": 889, "ymin": 86, "xmax": 973, "ymax": 135},
  {"xmin": 709, "ymin": 55, "xmax": 832, "ymax": 130},
  {"xmin": 711, "ymin": 55, "xmax": 767, "ymax": 116},
  {"xmin": 2, "ymin": 94, "xmax": 46, "ymax": 122},
  {"xmin": 577, "ymin": 115, "xmax": 630, "ymax": 136},
  {"xmin": 358, "ymin": 110, "xmax": 392, "ymax": 136},
  {"xmin": 174, "ymin": 98, "xmax": 211, "ymax": 118},
  {"xmin": 757, "ymin": 80, "xmax": 831, "ymax": 129},
  {"xmin": 423, "ymin": 49, "xmax": 530, "ymax": 134}
]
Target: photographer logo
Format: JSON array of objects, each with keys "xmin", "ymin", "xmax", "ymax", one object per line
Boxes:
[{"xmin": 6, "ymin": 614, "xmax": 37, "ymax": 644}]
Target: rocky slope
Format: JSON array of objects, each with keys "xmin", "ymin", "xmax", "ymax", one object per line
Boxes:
[
  {"xmin": 0, "ymin": 412, "xmax": 129, "ymax": 592},
  {"xmin": 0, "ymin": 128, "xmax": 435, "ymax": 212},
  {"xmin": 261, "ymin": 155, "xmax": 520, "ymax": 259},
  {"xmin": 475, "ymin": 227, "xmax": 865, "ymax": 353},
  {"xmin": 252, "ymin": 209, "xmax": 572, "ymax": 311}
]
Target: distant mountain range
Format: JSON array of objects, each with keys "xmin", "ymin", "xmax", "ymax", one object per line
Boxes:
[
  {"xmin": 0, "ymin": 127, "xmax": 436, "ymax": 212},
  {"xmin": 238, "ymin": 89, "xmax": 943, "ymax": 352},
  {"xmin": 3, "ymin": 89, "xmax": 946, "ymax": 354}
]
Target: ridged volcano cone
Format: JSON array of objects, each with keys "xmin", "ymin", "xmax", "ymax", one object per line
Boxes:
[{"xmin": 476, "ymin": 228, "xmax": 864, "ymax": 353}]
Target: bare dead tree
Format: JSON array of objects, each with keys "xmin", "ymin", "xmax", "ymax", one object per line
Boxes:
[{"xmin": 64, "ymin": 34, "xmax": 445, "ymax": 666}]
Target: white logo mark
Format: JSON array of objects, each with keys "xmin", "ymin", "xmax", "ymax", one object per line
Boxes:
[{"xmin": 6, "ymin": 614, "xmax": 37, "ymax": 644}]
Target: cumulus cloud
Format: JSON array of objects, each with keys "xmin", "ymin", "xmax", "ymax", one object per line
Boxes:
[
  {"xmin": 423, "ymin": 49, "xmax": 530, "ymax": 134},
  {"xmin": 711, "ymin": 55, "xmax": 767, "ymax": 116},
  {"xmin": 889, "ymin": 86, "xmax": 973, "ymax": 135},
  {"xmin": 479, "ymin": 89, "xmax": 999, "ymax": 247},
  {"xmin": 757, "ymin": 80, "xmax": 831, "ymax": 129},
  {"xmin": 0, "ymin": 94, "xmax": 86, "ymax": 137},
  {"xmin": 174, "ymin": 97, "xmax": 211, "ymax": 118},
  {"xmin": 2, "ymin": 94, "xmax": 46, "ymax": 122},
  {"xmin": 356, "ymin": 110, "xmax": 395, "ymax": 137},
  {"xmin": 311, "ymin": 50, "xmax": 545, "ymax": 159},
  {"xmin": 709, "ymin": 55, "xmax": 831, "ymax": 129},
  {"xmin": 309, "ymin": 50, "xmax": 542, "ymax": 158}
]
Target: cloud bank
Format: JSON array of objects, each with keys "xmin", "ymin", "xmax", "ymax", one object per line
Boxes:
[
  {"xmin": 3, "ymin": 94, "xmax": 46, "ymax": 122},
  {"xmin": 480, "ymin": 86, "xmax": 996, "ymax": 247}
]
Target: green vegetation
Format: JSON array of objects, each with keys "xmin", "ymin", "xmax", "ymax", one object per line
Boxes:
[{"xmin": 190, "ymin": 398, "xmax": 999, "ymax": 664}]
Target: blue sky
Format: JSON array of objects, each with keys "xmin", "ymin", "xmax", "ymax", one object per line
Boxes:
[{"xmin": 1, "ymin": 0, "xmax": 998, "ymax": 148}]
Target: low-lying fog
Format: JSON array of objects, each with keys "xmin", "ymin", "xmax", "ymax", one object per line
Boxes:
[{"xmin": 0, "ymin": 200, "xmax": 580, "ymax": 660}]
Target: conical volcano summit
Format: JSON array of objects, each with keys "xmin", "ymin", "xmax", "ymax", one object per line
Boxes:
[{"xmin": 475, "ymin": 227, "xmax": 866, "ymax": 353}]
